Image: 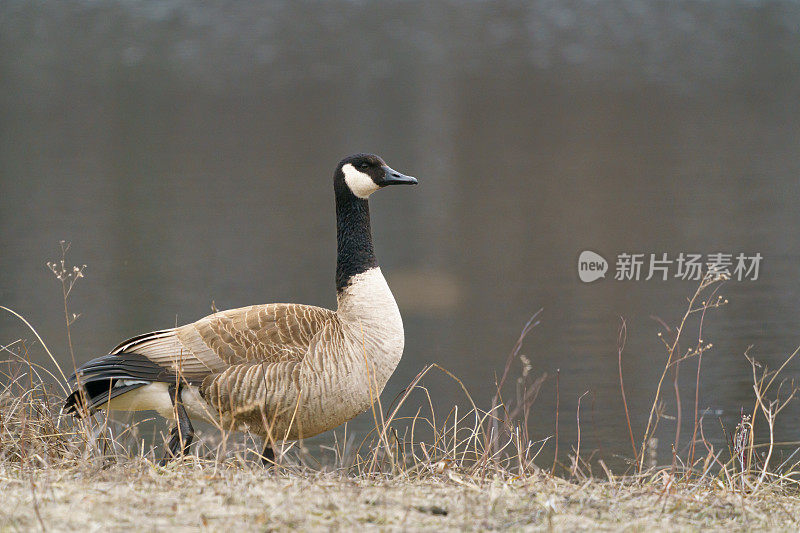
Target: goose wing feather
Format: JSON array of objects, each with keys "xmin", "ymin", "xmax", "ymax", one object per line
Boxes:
[
  {"xmin": 198, "ymin": 314, "xmax": 345, "ymax": 426},
  {"xmin": 108, "ymin": 303, "xmax": 336, "ymax": 381}
]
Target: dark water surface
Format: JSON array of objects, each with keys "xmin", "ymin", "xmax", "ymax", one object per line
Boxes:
[{"xmin": 2, "ymin": 1, "xmax": 800, "ymax": 467}]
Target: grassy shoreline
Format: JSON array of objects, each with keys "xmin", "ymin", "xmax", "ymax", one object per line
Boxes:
[{"xmin": 4, "ymin": 253, "xmax": 800, "ymax": 530}]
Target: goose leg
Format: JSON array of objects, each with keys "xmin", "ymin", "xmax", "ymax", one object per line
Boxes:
[
  {"xmin": 260, "ymin": 442, "xmax": 275, "ymax": 466},
  {"xmin": 160, "ymin": 383, "xmax": 194, "ymax": 465}
]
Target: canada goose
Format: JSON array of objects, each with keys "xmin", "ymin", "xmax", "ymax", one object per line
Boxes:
[{"xmin": 64, "ymin": 153, "xmax": 418, "ymax": 464}]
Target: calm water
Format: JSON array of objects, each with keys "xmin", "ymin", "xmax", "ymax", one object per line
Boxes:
[{"xmin": 2, "ymin": 0, "xmax": 800, "ymax": 467}]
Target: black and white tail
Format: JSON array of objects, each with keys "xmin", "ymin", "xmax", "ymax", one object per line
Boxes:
[{"xmin": 63, "ymin": 352, "xmax": 171, "ymax": 414}]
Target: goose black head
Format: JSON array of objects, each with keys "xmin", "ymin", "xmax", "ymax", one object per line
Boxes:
[{"xmin": 335, "ymin": 153, "xmax": 417, "ymax": 199}]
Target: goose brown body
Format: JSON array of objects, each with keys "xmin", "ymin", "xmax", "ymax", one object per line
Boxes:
[{"xmin": 124, "ymin": 267, "xmax": 404, "ymax": 440}]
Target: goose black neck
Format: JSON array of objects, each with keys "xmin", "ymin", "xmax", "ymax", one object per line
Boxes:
[{"xmin": 336, "ymin": 189, "xmax": 377, "ymax": 292}]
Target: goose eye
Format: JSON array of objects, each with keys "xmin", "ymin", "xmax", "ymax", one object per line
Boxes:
[{"xmin": 358, "ymin": 162, "xmax": 369, "ymax": 170}]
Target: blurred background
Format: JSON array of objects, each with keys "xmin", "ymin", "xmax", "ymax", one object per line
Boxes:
[{"xmin": 1, "ymin": 0, "xmax": 799, "ymax": 468}]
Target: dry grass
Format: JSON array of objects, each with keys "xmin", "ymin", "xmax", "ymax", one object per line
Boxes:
[
  {"xmin": 3, "ymin": 246, "xmax": 800, "ymax": 530},
  {"xmin": 4, "ymin": 464, "xmax": 800, "ymax": 531}
]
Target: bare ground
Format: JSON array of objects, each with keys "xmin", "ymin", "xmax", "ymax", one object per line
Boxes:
[{"xmin": 3, "ymin": 462, "xmax": 800, "ymax": 532}]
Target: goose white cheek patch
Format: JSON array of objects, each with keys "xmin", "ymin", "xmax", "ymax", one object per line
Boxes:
[{"xmin": 342, "ymin": 163, "xmax": 380, "ymax": 198}]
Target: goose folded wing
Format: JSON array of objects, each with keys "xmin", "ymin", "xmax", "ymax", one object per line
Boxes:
[
  {"xmin": 98, "ymin": 303, "xmax": 335, "ymax": 382},
  {"xmin": 190, "ymin": 305, "xmax": 341, "ymax": 419}
]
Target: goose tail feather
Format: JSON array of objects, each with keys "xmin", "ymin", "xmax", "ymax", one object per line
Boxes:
[{"xmin": 63, "ymin": 353, "xmax": 172, "ymax": 415}]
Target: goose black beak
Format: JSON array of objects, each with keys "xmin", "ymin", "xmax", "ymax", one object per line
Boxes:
[{"xmin": 380, "ymin": 166, "xmax": 418, "ymax": 186}]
